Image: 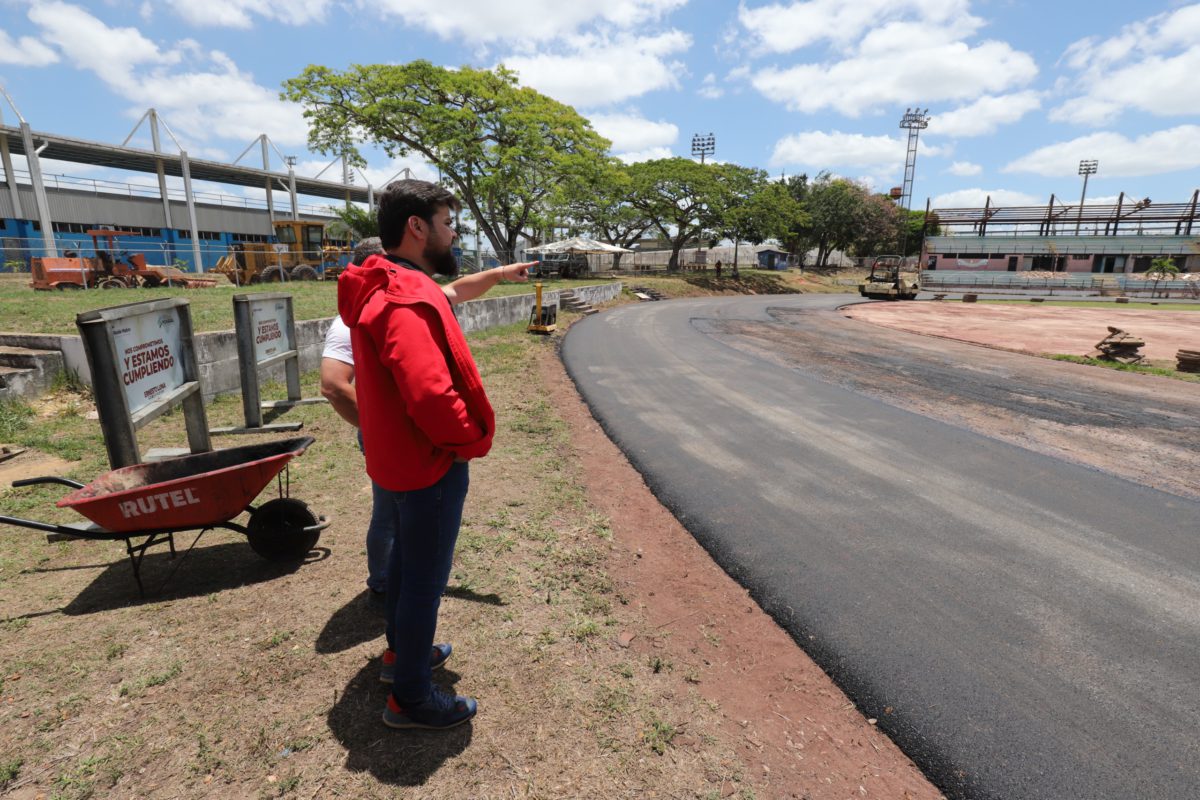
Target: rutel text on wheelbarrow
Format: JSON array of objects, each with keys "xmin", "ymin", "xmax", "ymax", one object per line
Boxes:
[{"xmin": 119, "ymin": 487, "xmax": 201, "ymax": 519}]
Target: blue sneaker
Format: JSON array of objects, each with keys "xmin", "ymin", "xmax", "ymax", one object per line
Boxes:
[
  {"xmin": 383, "ymin": 688, "xmax": 477, "ymax": 730},
  {"xmin": 379, "ymin": 644, "xmax": 452, "ymax": 684}
]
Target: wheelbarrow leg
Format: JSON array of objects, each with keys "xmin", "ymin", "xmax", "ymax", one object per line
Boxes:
[{"xmin": 123, "ymin": 533, "xmax": 177, "ymax": 599}]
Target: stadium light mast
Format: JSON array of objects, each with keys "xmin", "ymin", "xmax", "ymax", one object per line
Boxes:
[
  {"xmin": 898, "ymin": 108, "xmax": 930, "ymax": 259},
  {"xmin": 691, "ymin": 132, "xmax": 715, "ymax": 164},
  {"xmin": 1076, "ymin": 159, "xmax": 1098, "ymax": 235}
]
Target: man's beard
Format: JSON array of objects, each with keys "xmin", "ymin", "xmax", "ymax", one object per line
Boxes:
[{"xmin": 425, "ymin": 241, "xmax": 459, "ymax": 277}]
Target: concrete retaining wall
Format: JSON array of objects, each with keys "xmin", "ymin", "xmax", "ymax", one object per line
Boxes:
[{"xmin": 0, "ymin": 282, "xmax": 622, "ymax": 401}]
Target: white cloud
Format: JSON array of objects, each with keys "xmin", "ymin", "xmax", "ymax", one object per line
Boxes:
[
  {"xmin": 698, "ymin": 73, "xmax": 723, "ymax": 99},
  {"xmin": 589, "ymin": 112, "xmax": 678, "ymax": 154},
  {"xmin": 0, "ymin": 27, "xmax": 58, "ymax": 66},
  {"xmin": 615, "ymin": 146, "xmax": 674, "ymax": 164},
  {"xmin": 368, "ymin": 0, "xmax": 686, "ymax": 44},
  {"xmin": 1052, "ymin": 5, "xmax": 1200, "ymax": 124},
  {"xmin": 503, "ymin": 30, "xmax": 691, "ymax": 107},
  {"xmin": 751, "ymin": 33, "xmax": 1037, "ymax": 117},
  {"xmin": 739, "ymin": 0, "xmax": 980, "ymax": 53},
  {"xmin": 947, "ymin": 161, "xmax": 982, "ymax": 176},
  {"xmin": 740, "ymin": 1, "xmax": 1037, "ymax": 118},
  {"xmin": 28, "ymin": 3, "xmax": 309, "ymax": 147},
  {"xmin": 770, "ymin": 130, "xmax": 943, "ymax": 170},
  {"xmin": 932, "ymin": 188, "xmax": 1041, "ymax": 208},
  {"xmin": 932, "ymin": 91, "xmax": 1041, "ymax": 137},
  {"xmin": 165, "ymin": 0, "xmax": 331, "ymax": 28},
  {"xmin": 1004, "ymin": 126, "xmax": 1200, "ymax": 178},
  {"xmin": 30, "ymin": 2, "xmax": 181, "ymax": 87}
]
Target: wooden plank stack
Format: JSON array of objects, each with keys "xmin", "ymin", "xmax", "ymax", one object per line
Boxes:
[
  {"xmin": 1176, "ymin": 349, "xmax": 1200, "ymax": 373},
  {"xmin": 1093, "ymin": 327, "xmax": 1146, "ymax": 364}
]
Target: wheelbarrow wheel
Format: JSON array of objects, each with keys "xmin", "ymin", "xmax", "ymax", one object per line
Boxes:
[{"xmin": 247, "ymin": 498, "xmax": 320, "ymax": 561}]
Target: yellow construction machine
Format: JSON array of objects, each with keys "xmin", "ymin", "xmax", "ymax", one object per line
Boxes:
[
  {"xmin": 858, "ymin": 255, "xmax": 920, "ymax": 300},
  {"xmin": 213, "ymin": 220, "xmax": 350, "ymax": 285}
]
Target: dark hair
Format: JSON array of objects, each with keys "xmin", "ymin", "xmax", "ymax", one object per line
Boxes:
[
  {"xmin": 350, "ymin": 236, "xmax": 384, "ymax": 265},
  {"xmin": 377, "ymin": 179, "xmax": 461, "ymax": 250}
]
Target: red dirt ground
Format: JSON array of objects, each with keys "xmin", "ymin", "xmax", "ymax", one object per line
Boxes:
[
  {"xmin": 844, "ymin": 303, "xmax": 1198, "ymax": 361},
  {"xmin": 541, "ymin": 350, "xmax": 942, "ymax": 800}
]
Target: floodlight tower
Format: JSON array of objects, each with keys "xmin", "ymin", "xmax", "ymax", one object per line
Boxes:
[
  {"xmin": 898, "ymin": 108, "xmax": 929, "ymax": 259},
  {"xmin": 1075, "ymin": 159, "xmax": 1098, "ymax": 234},
  {"xmin": 691, "ymin": 132, "xmax": 715, "ymax": 164},
  {"xmin": 898, "ymin": 108, "xmax": 929, "ymax": 213}
]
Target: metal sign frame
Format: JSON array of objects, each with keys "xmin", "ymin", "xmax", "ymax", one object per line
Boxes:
[
  {"xmin": 218, "ymin": 292, "xmax": 321, "ymax": 434},
  {"xmin": 76, "ymin": 297, "xmax": 210, "ymax": 469}
]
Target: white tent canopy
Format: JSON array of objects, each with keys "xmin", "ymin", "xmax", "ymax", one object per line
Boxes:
[{"xmin": 526, "ymin": 236, "xmax": 633, "ymax": 255}]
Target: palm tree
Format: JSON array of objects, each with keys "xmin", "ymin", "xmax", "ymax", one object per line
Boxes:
[{"xmin": 1148, "ymin": 256, "xmax": 1179, "ymax": 298}]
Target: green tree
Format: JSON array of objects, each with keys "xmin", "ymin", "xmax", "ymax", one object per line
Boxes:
[
  {"xmin": 283, "ymin": 61, "xmax": 610, "ymax": 261},
  {"xmin": 556, "ymin": 160, "xmax": 654, "ymax": 269},
  {"xmin": 714, "ymin": 171, "xmax": 800, "ymax": 277},
  {"xmin": 853, "ymin": 193, "xmax": 903, "ymax": 257},
  {"xmin": 1148, "ymin": 256, "xmax": 1180, "ymax": 298},
  {"xmin": 626, "ymin": 158, "xmax": 727, "ymax": 270},
  {"xmin": 326, "ymin": 202, "xmax": 378, "ymax": 240},
  {"xmin": 778, "ymin": 174, "xmax": 814, "ymax": 265},
  {"xmin": 807, "ymin": 175, "xmax": 870, "ymax": 269}
]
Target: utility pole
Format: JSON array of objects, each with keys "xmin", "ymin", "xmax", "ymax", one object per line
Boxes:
[{"xmin": 691, "ymin": 133, "xmax": 715, "ymax": 165}]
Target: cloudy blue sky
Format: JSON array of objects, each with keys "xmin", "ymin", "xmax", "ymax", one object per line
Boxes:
[{"xmin": 1, "ymin": 0, "xmax": 1199, "ymax": 212}]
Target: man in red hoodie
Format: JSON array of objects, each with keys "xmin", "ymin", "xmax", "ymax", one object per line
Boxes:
[{"xmin": 338, "ymin": 179, "xmax": 533, "ymax": 729}]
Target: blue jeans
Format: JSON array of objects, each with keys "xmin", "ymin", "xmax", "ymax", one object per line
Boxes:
[
  {"xmin": 383, "ymin": 461, "xmax": 469, "ymax": 704},
  {"xmin": 366, "ymin": 480, "xmax": 393, "ymax": 593},
  {"xmin": 358, "ymin": 430, "xmax": 393, "ymax": 593}
]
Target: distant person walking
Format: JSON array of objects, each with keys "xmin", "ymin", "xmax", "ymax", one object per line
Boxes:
[{"xmin": 338, "ymin": 179, "xmax": 533, "ymax": 729}]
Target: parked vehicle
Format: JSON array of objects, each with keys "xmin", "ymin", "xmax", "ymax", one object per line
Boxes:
[
  {"xmin": 213, "ymin": 220, "xmax": 350, "ymax": 284},
  {"xmin": 530, "ymin": 252, "xmax": 590, "ymax": 279},
  {"xmin": 859, "ymin": 255, "xmax": 920, "ymax": 300},
  {"xmin": 29, "ymin": 229, "xmax": 217, "ymax": 290}
]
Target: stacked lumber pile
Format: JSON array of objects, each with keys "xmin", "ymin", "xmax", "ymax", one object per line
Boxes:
[
  {"xmin": 1093, "ymin": 327, "xmax": 1145, "ymax": 364},
  {"xmin": 1176, "ymin": 349, "xmax": 1200, "ymax": 373}
]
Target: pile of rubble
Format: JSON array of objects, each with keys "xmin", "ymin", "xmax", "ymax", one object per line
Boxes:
[{"xmin": 1092, "ymin": 327, "xmax": 1145, "ymax": 364}]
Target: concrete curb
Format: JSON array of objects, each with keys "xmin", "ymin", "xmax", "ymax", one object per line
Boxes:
[{"xmin": 0, "ymin": 282, "xmax": 623, "ymax": 402}]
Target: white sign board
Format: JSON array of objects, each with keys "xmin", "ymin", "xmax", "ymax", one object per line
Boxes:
[
  {"xmin": 250, "ymin": 297, "xmax": 292, "ymax": 363},
  {"xmin": 110, "ymin": 306, "xmax": 187, "ymax": 415}
]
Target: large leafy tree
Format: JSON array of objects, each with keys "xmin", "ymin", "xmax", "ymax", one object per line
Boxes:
[
  {"xmin": 626, "ymin": 158, "xmax": 727, "ymax": 270},
  {"xmin": 807, "ymin": 175, "xmax": 871, "ymax": 269},
  {"xmin": 714, "ymin": 171, "xmax": 802, "ymax": 276},
  {"xmin": 556, "ymin": 160, "xmax": 654, "ymax": 269},
  {"xmin": 283, "ymin": 61, "xmax": 610, "ymax": 261},
  {"xmin": 853, "ymin": 193, "xmax": 903, "ymax": 257}
]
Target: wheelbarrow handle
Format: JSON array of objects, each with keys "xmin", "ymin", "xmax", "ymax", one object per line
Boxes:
[
  {"xmin": 303, "ymin": 516, "xmax": 332, "ymax": 534},
  {"xmin": 11, "ymin": 476, "xmax": 86, "ymax": 490}
]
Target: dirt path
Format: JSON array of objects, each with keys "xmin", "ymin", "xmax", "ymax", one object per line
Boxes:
[
  {"xmin": 541, "ymin": 348, "xmax": 942, "ymax": 800},
  {"xmin": 846, "ymin": 303, "xmax": 1199, "ymax": 361}
]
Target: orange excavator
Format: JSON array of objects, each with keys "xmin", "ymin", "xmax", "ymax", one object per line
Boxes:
[{"xmin": 29, "ymin": 230, "xmax": 217, "ymax": 290}]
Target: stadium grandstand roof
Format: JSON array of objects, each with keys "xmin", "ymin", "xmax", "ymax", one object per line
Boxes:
[
  {"xmin": 1, "ymin": 124, "xmax": 369, "ymax": 203},
  {"xmin": 932, "ymin": 190, "xmax": 1199, "ymax": 237}
]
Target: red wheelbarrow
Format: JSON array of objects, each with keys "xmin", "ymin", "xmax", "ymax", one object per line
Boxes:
[{"xmin": 0, "ymin": 437, "xmax": 329, "ymax": 596}]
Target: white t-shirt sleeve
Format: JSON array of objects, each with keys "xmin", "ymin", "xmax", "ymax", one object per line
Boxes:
[{"xmin": 322, "ymin": 316, "xmax": 354, "ymax": 366}]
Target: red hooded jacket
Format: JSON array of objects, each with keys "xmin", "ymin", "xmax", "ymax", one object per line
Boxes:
[{"xmin": 337, "ymin": 254, "xmax": 495, "ymax": 491}]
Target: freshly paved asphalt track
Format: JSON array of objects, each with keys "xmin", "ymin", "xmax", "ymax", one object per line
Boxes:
[{"xmin": 561, "ymin": 294, "xmax": 1200, "ymax": 800}]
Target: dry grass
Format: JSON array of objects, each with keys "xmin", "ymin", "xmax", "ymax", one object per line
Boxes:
[
  {"xmin": 621, "ymin": 268, "xmax": 849, "ymax": 300},
  {"xmin": 0, "ymin": 313, "xmax": 745, "ymax": 799}
]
